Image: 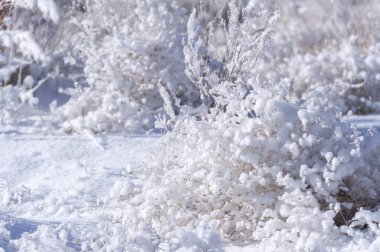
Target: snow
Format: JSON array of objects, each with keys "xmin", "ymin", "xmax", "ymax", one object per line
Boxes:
[
  {"xmin": 347, "ymin": 114, "xmax": 380, "ymax": 133},
  {"xmin": 0, "ymin": 132, "xmax": 161, "ymax": 250},
  {"xmin": 2, "ymin": 1, "xmax": 380, "ymax": 251},
  {"xmin": 0, "ymin": 116, "xmax": 376, "ymax": 251}
]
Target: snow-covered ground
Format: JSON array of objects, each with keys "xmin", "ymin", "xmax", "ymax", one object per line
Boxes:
[
  {"xmin": 0, "ymin": 115, "xmax": 376, "ymax": 251},
  {"xmin": 0, "ymin": 131, "xmax": 162, "ymax": 251}
]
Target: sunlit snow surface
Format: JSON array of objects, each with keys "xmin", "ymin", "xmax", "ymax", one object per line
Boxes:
[
  {"xmin": 0, "ymin": 131, "xmax": 161, "ymax": 251},
  {"xmin": 0, "ymin": 115, "xmax": 377, "ymax": 251}
]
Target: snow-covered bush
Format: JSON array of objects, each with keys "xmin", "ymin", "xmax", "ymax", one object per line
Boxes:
[
  {"xmin": 0, "ymin": 0, "xmax": 59, "ymax": 61},
  {"xmin": 255, "ymin": 0, "xmax": 380, "ymax": 114},
  {"xmin": 0, "ymin": 0, "xmax": 82, "ymax": 127},
  {"xmin": 139, "ymin": 84, "xmax": 380, "ymax": 245},
  {"xmin": 80, "ymin": 207, "xmax": 159, "ymax": 251},
  {"xmin": 104, "ymin": 1, "xmax": 380, "ymax": 249},
  {"xmin": 183, "ymin": 0, "xmax": 278, "ymax": 109},
  {"xmin": 82, "ymin": 173, "xmax": 223, "ymax": 251},
  {"xmin": 57, "ymin": 0, "xmax": 203, "ymax": 133}
]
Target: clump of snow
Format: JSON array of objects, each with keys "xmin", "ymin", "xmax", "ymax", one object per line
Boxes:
[
  {"xmin": 164, "ymin": 223, "xmax": 222, "ymax": 251},
  {"xmin": 10, "ymin": 225, "xmax": 69, "ymax": 251}
]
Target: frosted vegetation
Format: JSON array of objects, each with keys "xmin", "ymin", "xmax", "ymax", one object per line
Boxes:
[{"xmin": 2, "ymin": 0, "xmax": 380, "ymax": 251}]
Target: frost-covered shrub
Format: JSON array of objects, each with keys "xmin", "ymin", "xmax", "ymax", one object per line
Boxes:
[
  {"xmin": 0, "ymin": 0, "xmax": 76, "ymax": 72},
  {"xmin": 85, "ymin": 208, "xmax": 223, "ymax": 251},
  {"xmin": 85, "ymin": 174, "xmax": 222, "ymax": 251},
  {"xmin": 255, "ymin": 0, "xmax": 380, "ymax": 114},
  {"xmin": 137, "ymin": 84, "xmax": 380, "ymax": 245},
  {"xmin": 57, "ymin": 0, "xmax": 203, "ymax": 133},
  {"xmin": 251, "ymin": 201, "xmax": 380, "ymax": 251},
  {"xmin": 0, "ymin": 0, "xmax": 59, "ymax": 61},
  {"xmin": 111, "ymin": 1, "xmax": 380, "ymax": 249},
  {"xmin": 183, "ymin": 0, "xmax": 278, "ymax": 109},
  {"xmin": 0, "ymin": 0, "xmax": 82, "ymax": 127},
  {"xmin": 80, "ymin": 207, "xmax": 159, "ymax": 252}
]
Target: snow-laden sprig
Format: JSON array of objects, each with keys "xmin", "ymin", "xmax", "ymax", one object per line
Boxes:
[
  {"xmin": 0, "ymin": 30, "xmax": 45, "ymax": 61},
  {"xmin": 0, "ymin": 0, "xmax": 60, "ymax": 62},
  {"xmin": 183, "ymin": 0, "xmax": 279, "ymax": 109}
]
